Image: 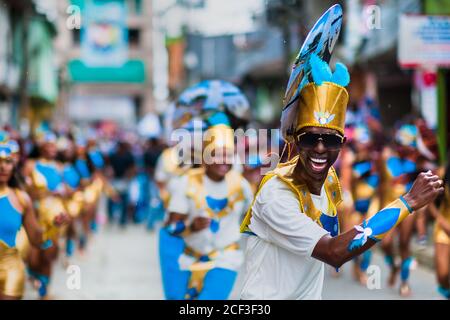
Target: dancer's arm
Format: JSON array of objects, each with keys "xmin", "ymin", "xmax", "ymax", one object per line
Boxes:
[
  {"xmin": 166, "ymin": 213, "xmax": 210, "ymax": 236},
  {"xmin": 312, "ymin": 171, "xmax": 443, "ymax": 269},
  {"xmin": 20, "ymin": 190, "xmax": 69, "ymax": 248},
  {"xmin": 165, "ymin": 175, "xmax": 210, "ymax": 236}
]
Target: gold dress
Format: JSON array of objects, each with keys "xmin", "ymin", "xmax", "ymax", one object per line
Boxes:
[
  {"xmin": 29, "ymin": 159, "xmax": 67, "ymax": 241},
  {"xmin": 0, "ymin": 189, "xmax": 26, "ymax": 297},
  {"xmin": 434, "ymin": 188, "xmax": 450, "ymax": 245}
]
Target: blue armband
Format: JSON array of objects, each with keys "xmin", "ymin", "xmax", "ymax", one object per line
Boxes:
[
  {"xmin": 399, "ymin": 195, "xmax": 413, "ymax": 213},
  {"xmin": 166, "ymin": 221, "xmax": 187, "ymax": 236},
  {"xmin": 348, "ymin": 198, "xmax": 411, "ymax": 252}
]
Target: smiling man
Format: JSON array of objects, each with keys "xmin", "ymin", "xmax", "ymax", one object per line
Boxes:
[
  {"xmin": 166, "ymin": 124, "xmax": 253, "ymax": 300},
  {"xmin": 239, "ymin": 52, "xmax": 444, "ymax": 299}
]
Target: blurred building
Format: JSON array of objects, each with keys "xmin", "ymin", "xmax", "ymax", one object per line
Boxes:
[
  {"xmin": 259, "ymin": 0, "xmax": 449, "ymax": 162},
  {"xmin": 55, "ymin": 0, "xmax": 153, "ymax": 128},
  {"xmin": 0, "ymin": 0, "xmax": 58, "ymax": 133},
  {"xmin": 155, "ymin": 0, "xmax": 285, "ymax": 125}
]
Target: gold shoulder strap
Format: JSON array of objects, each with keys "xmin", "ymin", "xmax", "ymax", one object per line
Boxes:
[
  {"xmin": 240, "ymin": 173, "xmax": 276, "ymax": 233},
  {"xmin": 325, "ymin": 166, "xmax": 343, "ymax": 207},
  {"xmin": 186, "ymin": 167, "xmax": 206, "ymax": 209}
]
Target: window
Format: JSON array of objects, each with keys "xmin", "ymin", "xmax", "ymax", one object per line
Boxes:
[
  {"xmin": 128, "ymin": 28, "xmax": 141, "ymax": 48},
  {"xmin": 72, "ymin": 29, "xmax": 81, "ymax": 45},
  {"xmin": 127, "ymin": 0, "xmax": 142, "ymax": 15}
]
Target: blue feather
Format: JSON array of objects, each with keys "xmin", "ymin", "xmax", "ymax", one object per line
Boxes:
[
  {"xmin": 310, "ymin": 53, "xmax": 332, "ymax": 85},
  {"xmin": 331, "ymin": 62, "xmax": 350, "ymax": 87}
]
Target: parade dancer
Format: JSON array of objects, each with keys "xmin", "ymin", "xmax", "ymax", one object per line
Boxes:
[
  {"xmin": 165, "ymin": 124, "xmax": 252, "ymax": 299},
  {"xmin": 76, "ymin": 136, "xmax": 118, "ymax": 252},
  {"xmin": 73, "ymin": 137, "xmax": 94, "ymax": 253},
  {"xmin": 86, "ymin": 134, "xmax": 117, "ymax": 231},
  {"xmin": 427, "ymin": 159, "xmax": 450, "ymax": 299},
  {"xmin": 57, "ymin": 136, "xmax": 83, "ymax": 263},
  {"xmin": 0, "ymin": 142, "xmax": 65, "ymax": 300},
  {"xmin": 22, "ymin": 131, "xmax": 71, "ymax": 299},
  {"xmin": 378, "ymin": 123, "xmax": 430, "ymax": 296},
  {"xmin": 158, "ymin": 80, "xmax": 251, "ymax": 299},
  {"xmin": 346, "ymin": 124, "xmax": 380, "ymax": 284},
  {"xmin": 239, "ymin": 7, "xmax": 443, "ymax": 298}
]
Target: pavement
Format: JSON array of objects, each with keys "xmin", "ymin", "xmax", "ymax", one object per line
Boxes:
[{"xmin": 23, "ymin": 223, "xmax": 443, "ymax": 300}]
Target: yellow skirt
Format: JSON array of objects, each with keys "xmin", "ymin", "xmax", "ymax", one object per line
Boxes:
[
  {"xmin": 15, "ymin": 228, "xmax": 31, "ymax": 261},
  {"xmin": 37, "ymin": 196, "xmax": 67, "ymax": 240},
  {"xmin": 84, "ymin": 178, "xmax": 103, "ymax": 206},
  {"xmin": 0, "ymin": 245, "xmax": 25, "ymax": 298},
  {"xmin": 65, "ymin": 191, "xmax": 85, "ymax": 219}
]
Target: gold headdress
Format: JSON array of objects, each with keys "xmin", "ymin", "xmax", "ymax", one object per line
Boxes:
[
  {"xmin": 203, "ymin": 124, "xmax": 235, "ymax": 153},
  {"xmin": 296, "ymin": 81, "xmax": 349, "ymax": 136},
  {"xmin": 288, "ymin": 53, "xmax": 350, "ymax": 138},
  {"xmin": 281, "ymin": 3, "xmax": 349, "ymax": 141},
  {"xmin": 0, "ymin": 131, "xmax": 12, "ymax": 159}
]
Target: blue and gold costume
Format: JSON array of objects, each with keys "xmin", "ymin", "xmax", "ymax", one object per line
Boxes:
[
  {"xmin": 352, "ymin": 159, "xmax": 379, "ymax": 216},
  {"xmin": 175, "ymin": 167, "xmax": 245, "ymax": 300},
  {"xmin": 0, "ymin": 143, "xmax": 27, "ymax": 298},
  {"xmin": 0, "ymin": 189, "xmax": 26, "ymax": 298},
  {"xmin": 375, "ymin": 125, "xmax": 420, "ymax": 285},
  {"xmin": 435, "ymin": 188, "xmax": 450, "ymax": 246},
  {"xmin": 435, "ymin": 187, "xmax": 450, "ymax": 299},
  {"xmin": 349, "ymin": 129, "xmax": 380, "ymax": 274},
  {"xmin": 30, "ymin": 159, "xmax": 67, "ymax": 241},
  {"xmin": 380, "ymin": 153, "xmax": 417, "ymax": 207},
  {"xmin": 25, "ymin": 133, "xmax": 67, "ymax": 298}
]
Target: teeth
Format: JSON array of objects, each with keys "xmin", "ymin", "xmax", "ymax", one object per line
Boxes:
[{"xmin": 310, "ymin": 157, "xmax": 327, "ymax": 164}]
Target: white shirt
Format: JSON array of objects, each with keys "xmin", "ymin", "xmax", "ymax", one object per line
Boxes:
[
  {"xmin": 240, "ymin": 176, "xmax": 330, "ymax": 300},
  {"xmin": 154, "ymin": 152, "xmax": 172, "ymax": 184},
  {"xmin": 167, "ymin": 171, "xmax": 253, "ymax": 271}
]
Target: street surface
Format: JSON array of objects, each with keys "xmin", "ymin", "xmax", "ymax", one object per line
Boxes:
[{"xmin": 24, "ymin": 224, "xmax": 442, "ymax": 300}]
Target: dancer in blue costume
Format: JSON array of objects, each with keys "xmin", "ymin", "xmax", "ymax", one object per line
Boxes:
[
  {"xmin": 0, "ymin": 134, "xmax": 68, "ymax": 300},
  {"xmin": 23, "ymin": 131, "xmax": 71, "ymax": 299},
  {"xmin": 57, "ymin": 136, "xmax": 83, "ymax": 264},
  {"xmin": 428, "ymin": 160, "xmax": 450, "ymax": 299},
  {"xmin": 378, "ymin": 124, "xmax": 430, "ymax": 296},
  {"xmin": 158, "ymin": 80, "xmax": 250, "ymax": 299},
  {"xmin": 165, "ymin": 124, "xmax": 253, "ymax": 299},
  {"xmin": 342, "ymin": 124, "xmax": 380, "ymax": 284}
]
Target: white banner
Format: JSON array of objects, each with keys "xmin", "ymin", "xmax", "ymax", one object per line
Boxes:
[
  {"xmin": 399, "ymin": 15, "xmax": 450, "ymax": 68},
  {"xmin": 68, "ymin": 95, "xmax": 136, "ymax": 126},
  {"xmin": 81, "ymin": 0, "xmax": 128, "ymax": 67}
]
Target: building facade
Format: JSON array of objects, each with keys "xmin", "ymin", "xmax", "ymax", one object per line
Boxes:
[{"xmin": 55, "ymin": 0, "xmax": 154, "ymax": 128}]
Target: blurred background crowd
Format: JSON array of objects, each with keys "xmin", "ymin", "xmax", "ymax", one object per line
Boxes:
[{"xmin": 0, "ymin": 0, "xmax": 449, "ymax": 300}]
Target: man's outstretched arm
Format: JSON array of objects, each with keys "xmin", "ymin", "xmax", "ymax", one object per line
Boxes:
[{"xmin": 312, "ymin": 171, "xmax": 444, "ymax": 269}]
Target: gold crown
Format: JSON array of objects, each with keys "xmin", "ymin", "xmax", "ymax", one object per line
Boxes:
[{"xmin": 296, "ymin": 82, "xmax": 349, "ymax": 136}]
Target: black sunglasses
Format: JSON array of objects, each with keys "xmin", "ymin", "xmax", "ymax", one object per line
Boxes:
[{"xmin": 296, "ymin": 132, "xmax": 345, "ymax": 150}]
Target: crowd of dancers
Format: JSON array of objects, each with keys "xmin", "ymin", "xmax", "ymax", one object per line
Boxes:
[{"xmin": 0, "ymin": 78, "xmax": 449, "ymax": 300}]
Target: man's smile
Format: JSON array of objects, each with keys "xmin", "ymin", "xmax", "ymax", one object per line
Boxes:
[{"xmin": 308, "ymin": 156, "xmax": 328, "ymax": 173}]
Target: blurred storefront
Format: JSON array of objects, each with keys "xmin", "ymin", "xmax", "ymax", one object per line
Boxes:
[
  {"xmin": 56, "ymin": 0, "xmax": 153, "ymax": 128},
  {"xmin": 423, "ymin": 0, "xmax": 450, "ymax": 163},
  {"xmin": 396, "ymin": 0, "xmax": 450, "ymax": 163},
  {"xmin": 154, "ymin": 0, "xmax": 277, "ymax": 123},
  {"xmin": 0, "ymin": 0, "xmax": 58, "ymax": 133}
]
